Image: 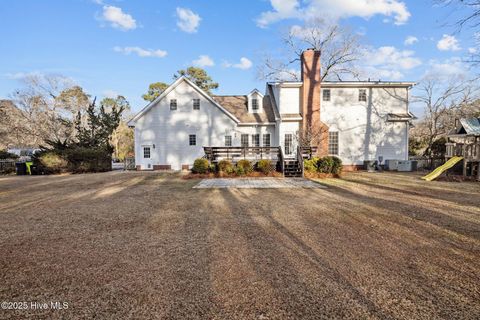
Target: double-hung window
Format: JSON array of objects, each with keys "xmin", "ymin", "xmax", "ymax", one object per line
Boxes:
[
  {"xmin": 241, "ymin": 134, "xmax": 249, "ymax": 147},
  {"xmin": 323, "ymin": 89, "xmax": 331, "ymax": 101},
  {"xmin": 263, "ymin": 134, "xmax": 271, "ymax": 147},
  {"xmin": 359, "ymin": 89, "xmax": 367, "ymax": 102},
  {"xmin": 252, "ymin": 134, "xmax": 260, "ymax": 147},
  {"xmin": 225, "ymin": 135, "xmax": 232, "ymax": 147},
  {"xmin": 143, "ymin": 147, "xmax": 151, "ymax": 159},
  {"xmin": 251, "ymin": 98, "xmax": 259, "ymax": 111},
  {"xmin": 170, "ymin": 99, "xmax": 177, "ymax": 110},
  {"xmin": 189, "ymin": 134, "xmax": 196, "ymax": 146},
  {"xmin": 193, "ymin": 99, "xmax": 200, "ymax": 110},
  {"xmin": 328, "ymin": 132, "xmax": 339, "ymax": 155}
]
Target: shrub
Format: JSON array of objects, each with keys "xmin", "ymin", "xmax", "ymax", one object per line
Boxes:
[
  {"xmin": 304, "ymin": 157, "xmax": 320, "ymax": 172},
  {"xmin": 234, "ymin": 165, "xmax": 245, "ymax": 176},
  {"xmin": 37, "ymin": 151, "xmax": 68, "ymax": 174},
  {"xmin": 192, "ymin": 158, "xmax": 210, "ymax": 174},
  {"xmin": 236, "ymin": 159, "xmax": 253, "ymax": 174},
  {"xmin": 0, "ymin": 150, "xmax": 19, "ymax": 160},
  {"xmin": 257, "ymin": 159, "xmax": 274, "ymax": 175},
  {"xmin": 218, "ymin": 160, "xmax": 234, "ymax": 174},
  {"xmin": 316, "ymin": 156, "xmax": 343, "ymax": 174},
  {"xmin": 65, "ymin": 147, "xmax": 112, "ymax": 173},
  {"xmin": 317, "ymin": 156, "xmax": 335, "ymax": 173},
  {"xmin": 330, "ymin": 156, "xmax": 343, "ymax": 174}
]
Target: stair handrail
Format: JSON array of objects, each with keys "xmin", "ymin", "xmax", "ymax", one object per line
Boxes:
[
  {"xmin": 278, "ymin": 146, "xmax": 285, "ymax": 177},
  {"xmin": 296, "ymin": 145, "xmax": 304, "ymax": 178}
]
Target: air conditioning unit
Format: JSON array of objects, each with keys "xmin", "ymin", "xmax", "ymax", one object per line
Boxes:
[
  {"xmin": 397, "ymin": 160, "xmax": 418, "ymax": 172},
  {"xmin": 384, "ymin": 160, "xmax": 399, "ymax": 171}
]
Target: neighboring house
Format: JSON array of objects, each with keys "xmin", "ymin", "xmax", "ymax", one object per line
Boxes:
[{"xmin": 128, "ymin": 49, "xmax": 415, "ymax": 172}]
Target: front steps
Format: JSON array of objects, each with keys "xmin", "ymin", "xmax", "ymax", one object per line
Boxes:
[{"xmin": 284, "ymin": 159, "xmax": 303, "ymax": 177}]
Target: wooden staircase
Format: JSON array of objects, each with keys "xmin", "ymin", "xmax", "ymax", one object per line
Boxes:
[{"xmin": 284, "ymin": 159, "xmax": 303, "ymax": 177}]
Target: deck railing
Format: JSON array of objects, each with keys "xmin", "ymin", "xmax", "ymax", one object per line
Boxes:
[
  {"xmin": 446, "ymin": 142, "xmax": 480, "ymax": 160},
  {"xmin": 204, "ymin": 146, "xmax": 282, "ymax": 163}
]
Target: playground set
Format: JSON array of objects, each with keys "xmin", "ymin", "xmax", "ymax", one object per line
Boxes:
[{"xmin": 422, "ymin": 118, "xmax": 480, "ymax": 181}]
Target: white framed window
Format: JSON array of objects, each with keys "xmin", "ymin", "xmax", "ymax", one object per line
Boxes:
[
  {"xmin": 263, "ymin": 134, "xmax": 271, "ymax": 147},
  {"xmin": 359, "ymin": 89, "xmax": 367, "ymax": 102},
  {"xmin": 323, "ymin": 89, "xmax": 331, "ymax": 101},
  {"xmin": 328, "ymin": 132, "xmax": 339, "ymax": 155},
  {"xmin": 193, "ymin": 99, "xmax": 200, "ymax": 110},
  {"xmin": 225, "ymin": 135, "xmax": 232, "ymax": 147},
  {"xmin": 170, "ymin": 99, "xmax": 177, "ymax": 110},
  {"xmin": 251, "ymin": 98, "xmax": 259, "ymax": 110},
  {"xmin": 252, "ymin": 134, "xmax": 260, "ymax": 147},
  {"xmin": 241, "ymin": 134, "xmax": 249, "ymax": 147},
  {"xmin": 284, "ymin": 134, "xmax": 293, "ymax": 155},
  {"xmin": 143, "ymin": 147, "xmax": 151, "ymax": 159},
  {"xmin": 189, "ymin": 134, "xmax": 196, "ymax": 146}
]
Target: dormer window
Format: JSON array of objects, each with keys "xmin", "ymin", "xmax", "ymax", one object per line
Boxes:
[
  {"xmin": 252, "ymin": 98, "xmax": 259, "ymax": 110},
  {"xmin": 248, "ymin": 89, "xmax": 264, "ymax": 113}
]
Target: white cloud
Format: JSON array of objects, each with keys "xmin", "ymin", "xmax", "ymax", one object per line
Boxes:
[
  {"xmin": 423, "ymin": 58, "xmax": 468, "ymax": 80},
  {"xmin": 223, "ymin": 57, "xmax": 253, "ymax": 70},
  {"xmin": 468, "ymin": 47, "xmax": 477, "ymax": 54},
  {"xmin": 257, "ymin": 0, "xmax": 411, "ymax": 27},
  {"xmin": 192, "ymin": 55, "xmax": 214, "ymax": 67},
  {"xmin": 5, "ymin": 72, "xmax": 41, "ymax": 80},
  {"xmin": 404, "ymin": 36, "xmax": 418, "ymax": 46},
  {"xmin": 361, "ymin": 46, "xmax": 421, "ymax": 80},
  {"xmin": 102, "ymin": 5, "xmax": 137, "ymax": 31},
  {"xmin": 176, "ymin": 7, "xmax": 201, "ymax": 33},
  {"xmin": 437, "ymin": 34, "xmax": 461, "ymax": 51},
  {"xmin": 113, "ymin": 46, "xmax": 167, "ymax": 58}
]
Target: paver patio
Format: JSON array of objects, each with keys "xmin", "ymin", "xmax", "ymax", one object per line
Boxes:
[{"xmin": 193, "ymin": 177, "xmax": 326, "ymax": 189}]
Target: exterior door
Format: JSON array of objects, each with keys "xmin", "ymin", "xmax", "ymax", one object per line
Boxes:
[
  {"xmin": 142, "ymin": 145, "xmax": 153, "ymax": 170},
  {"xmin": 284, "ymin": 134, "xmax": 293, "ymax": 156}
]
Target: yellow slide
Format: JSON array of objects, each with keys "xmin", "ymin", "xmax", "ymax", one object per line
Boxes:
[{"xmin": 421, "ymin": 156, "xmax": 463, "ymax": 181}]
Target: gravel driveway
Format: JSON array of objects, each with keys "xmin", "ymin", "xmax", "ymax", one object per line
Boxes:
[{"xmin": 0, "ymin": 171, "xmax": 479, "ymax": 319}]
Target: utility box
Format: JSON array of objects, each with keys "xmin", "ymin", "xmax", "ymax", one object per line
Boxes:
[
  {"xmin": 385, "ymin": 160, "xmax": 399, "ymax": 171},
  {"xmin": 397, "ymin": 160, "xmax": 418, "ymax": 172}
]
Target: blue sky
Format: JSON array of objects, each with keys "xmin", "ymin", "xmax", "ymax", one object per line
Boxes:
[{"xmin": 0, "ymin": 0, "xmax": 477, "ymax": 113}]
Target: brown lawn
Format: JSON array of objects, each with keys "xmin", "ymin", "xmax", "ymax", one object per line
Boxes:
[{"xmin": 0, "ymin": 171, "xmax": 479, "ymax": 319}]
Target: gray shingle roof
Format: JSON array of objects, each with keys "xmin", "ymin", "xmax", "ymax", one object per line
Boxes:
[{"xmin": 211, "ymin": 95, "xmax": 276, "ymax": 124}]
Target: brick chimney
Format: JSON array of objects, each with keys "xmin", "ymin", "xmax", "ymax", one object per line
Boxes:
[{"xmin": 300, "ymin": 49, "xmax": 328, "ymax": 155}]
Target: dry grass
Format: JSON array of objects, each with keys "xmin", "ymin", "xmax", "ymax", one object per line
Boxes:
[{"xmin": 0, "ymin": 171, "xmax": 479, "ymax": 319}]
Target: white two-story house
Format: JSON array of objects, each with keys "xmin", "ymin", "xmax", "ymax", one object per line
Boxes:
[{"xmin": 128, "ymin": 49, "xmax": 415, "ymax": 173}]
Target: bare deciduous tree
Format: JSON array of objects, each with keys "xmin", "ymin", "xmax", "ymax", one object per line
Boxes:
[
  {"xmin": 11, "ymin": 74, "xmax": 90, "ymax": 146},
  {"xmin": 411, "ymin": 78, "xmax": 480, "ymax": 156},
  {"xmin": 258, "ymin": 19, "xmax": 360, "ymax": 81}
]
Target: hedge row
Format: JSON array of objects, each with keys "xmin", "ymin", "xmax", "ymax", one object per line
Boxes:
[{"xmin": 192, "ymin": 158, "xmax": 275, "ymax": 176}]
